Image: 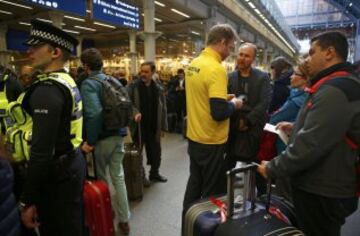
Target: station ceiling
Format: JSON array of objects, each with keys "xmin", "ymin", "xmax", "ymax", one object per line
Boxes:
[{"xmin": 0, "ymin": 0, "xmax": 206, "ymax": 49}]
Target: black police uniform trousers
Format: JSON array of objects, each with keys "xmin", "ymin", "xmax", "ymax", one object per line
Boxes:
[
  {"xmin": 292, "ymin": 187, "xmax": 358, "ymax": 236},
  {"xmin": 37, "ymin": 150, "xmax": 86, "ymax": 236}
]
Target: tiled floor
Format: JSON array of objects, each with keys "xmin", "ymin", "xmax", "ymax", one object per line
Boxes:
[{"xmin": 116, "ymin": 132, "xmax": 359, "ymax": 236}]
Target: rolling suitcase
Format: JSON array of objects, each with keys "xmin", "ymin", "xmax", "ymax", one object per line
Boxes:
[
  {"xmin": 123, "ymin": 143, "xmax": 143, "ymax": 200},
  {"xmin": 123, "ymin": 125, "xmax": 144, "ymax": 201},
  {"xmin": 214, "ymin": 164, "xmax": 304, "ymax": 236},
  {"xmin": 83, "ymin": 180, "xmax": 114, "ymax": 236},
  {"xmin": 183, "ymin": 164, "xmax": 302, "ymax": 236}
]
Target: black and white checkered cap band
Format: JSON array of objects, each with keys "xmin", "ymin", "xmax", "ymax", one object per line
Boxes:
[{"xmin": 31, "ymin": 29, "xmax": 74, "ymax": 51}]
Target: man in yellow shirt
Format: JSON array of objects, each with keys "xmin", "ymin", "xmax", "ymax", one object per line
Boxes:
[{"xmin": 183, "ymin": 24, "xmax": 243, "ymax": 213}]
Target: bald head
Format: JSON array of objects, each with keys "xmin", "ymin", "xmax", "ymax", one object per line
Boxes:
[{"xmin": 237, "ymin": 42, "xmax": 257, "ymax": 73}]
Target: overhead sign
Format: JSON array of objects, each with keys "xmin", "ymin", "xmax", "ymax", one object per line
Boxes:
[
  {"xmin": 22, "ymin": 0, "xmax": 86, "ymax": 16},
  {"xmin": 93, "ymin": 0, "xmax": 140, "ymax": 29}
]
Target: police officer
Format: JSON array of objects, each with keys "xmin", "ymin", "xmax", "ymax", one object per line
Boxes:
[
  {"xmin": 17, "ymin": 19, "xmax": 85, "ymax": 236},
  {"xmin": 0, "ymin": 66, "xmax": 23, "ymax": 134}
]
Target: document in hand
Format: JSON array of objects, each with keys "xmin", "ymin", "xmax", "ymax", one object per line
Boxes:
[{"xmin": 263, "ymin": 123, "xmax": 289, "ymax": 145}]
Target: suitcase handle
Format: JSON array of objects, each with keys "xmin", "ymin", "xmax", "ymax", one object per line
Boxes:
[
  {"xmin": 226, "ymin": 163, "xmax": 274, "ymax": 220},
  {"xmin": 226, "ymin": 163, "xmax": 257, "ymax": 219}
]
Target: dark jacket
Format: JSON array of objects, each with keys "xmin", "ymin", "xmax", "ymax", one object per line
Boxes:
[
  {"xmin": 267, "ymin": 63, "xmax": 360, "ymax": 198},
  {"xmin": 127, "ymin": 78, "xmax": 167, "ymax": 142},
  {"xmin": 227, "ymin": 68, "xmax": 272, "ymax": 160},
  {"xmin": 0, "ymin": 160, "xmax": 21, "ymax": 236},
  {"xmin": 269, "ymin": 69, "xmax": 292, "ymax": 113}
]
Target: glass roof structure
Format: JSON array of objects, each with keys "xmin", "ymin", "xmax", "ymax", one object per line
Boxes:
[{"xmin": 275, "ymin": 0, "xmax": 359, "ymax": 29}]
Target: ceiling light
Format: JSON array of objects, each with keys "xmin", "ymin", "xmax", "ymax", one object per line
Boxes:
[
  {"xmin": 349, "ymin": 2, "xmax": 353, "ymax": 7},
  {"xmin": 248, "ymin": 2, "xmax": 256, "ymax": 9},
  {"xmin": 255, "ymin": 9, "xmax": 261, "ymax": 15},
  {"xmin": 64, "ymin": 15, "xmax": 85, "ymax": 22},
  {"xmin": 171, "ymin": 8, "xmax": 190, "ymax": 18},
  {"xmin": 191, "ymin": 31, "xmax": 200, "ymax": 36},
  {"xmin": 37, "ymin": 18, "xmax": 65, "ymax": 26},
  {"xmin": 36, "ymin": 18, "xmax": 52, "ymax": 23},
  {"xmin": 0, "ymin": 0, "xmax": 33, "ymax": 9},
  {"xmin": 155, "ymin": 1, "xmax": 165, "ymax": 7},
  {"xmin": 74, "ymin": 25, "xmax": 96, "ymax": 32},
  {"xmin": 155, "ymin": 17, "xmax": 162, "ymax": 22},
  {"xmin": 94, "ymin": 21, "xmax": 116, "ymax": 29},
  {"xmin": 63, "ymin": 29, "xmax": 80, "ymax": 35},
  {"xmin": 19, "ymin": 22, "xmax": 31, "ymax": 26},
  {"xmin": 0, "ymin": 9, "xmax": 12, "ymax": 15}
]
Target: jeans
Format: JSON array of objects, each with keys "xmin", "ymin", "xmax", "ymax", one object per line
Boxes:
[{"xmin": 94, "ymin": 136, "xmax": 130, "ymax": 223}]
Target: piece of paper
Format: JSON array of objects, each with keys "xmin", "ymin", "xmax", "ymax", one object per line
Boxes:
[{"xmin": 263, "ymin": 123, "xmax": 289, "ymax": 144}]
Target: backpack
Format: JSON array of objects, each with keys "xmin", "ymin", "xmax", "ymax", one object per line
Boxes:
[
  {"xmin": 92, "ymin": 76, "xmax": 132, "ymax": 130},
  {"xmin": 304, "ymin": 70, "xmax": 360, "ymax": 197}
]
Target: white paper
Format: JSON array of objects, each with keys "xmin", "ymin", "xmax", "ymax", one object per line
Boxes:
[{"xmin": 263, "ymin": 123, "xmax": 289, "ymax": 144}]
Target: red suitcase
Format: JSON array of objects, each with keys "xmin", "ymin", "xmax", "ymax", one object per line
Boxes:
[{"xmin": 83, "ymin": 180, "xmax": 114, "ymax": 236}]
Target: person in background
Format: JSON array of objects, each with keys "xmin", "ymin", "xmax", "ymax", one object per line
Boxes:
[
  {"xmin": 18, "ymin": 19, "xmax": 85, "ymax": 236},
  {"xmin": 227, "ymin": 42, "xmax": 271, "ymax": 169},
  {"xmin": 117, "ymin": 69, "xmax": 128, "ymax": 87},
  {"xmin": 80, "ymin": 48, "xmax": 131, "ymax": 235},
  {"xmin": 0, "ymin": 143, "xmax": 21, "ymax": 236},
  {"xmin": 182, "ymin": 24, "xmax": 243, "ymax": 216},
  {"xmin": 258, "ymin": 31, "xmax": 360, "ymax": 236},
  {"xmin": 268, "ymin": 56, "xmax": 293, "ymax": 113},
  {"xmin": 269, "ymin": 61, "xmax": 309, "ymax": 154},
  {"xmin": 175, "ymin": 68, "xmax": 186, "ymax": 133},
  {"xmin": 127, "ymin": 62, "xmax": 168, "ymax": 185},
  {"xmin": 266, "ymin": 61, "xmax": 309, "ymax": 201}
]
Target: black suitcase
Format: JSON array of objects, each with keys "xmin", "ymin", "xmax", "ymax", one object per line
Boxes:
[
  {"xmin": 214, "ymin": 164, "xmax": 304, "ymax": 236},
  {"xmin": 183, "ymin": 164, "xmax": 302, "ymax": 236},
  {"xmin": 123, "ymin": 125, "xmax": 144, "ymax": 201}
]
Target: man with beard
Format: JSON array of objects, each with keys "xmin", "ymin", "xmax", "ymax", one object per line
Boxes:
[
  {"xmin": 127, "ymin": 62, "xmax": 168, "ymax": 185},
  {"xmin": 227, "ymin": 43, "xmax": 272, "ymax": 169}
]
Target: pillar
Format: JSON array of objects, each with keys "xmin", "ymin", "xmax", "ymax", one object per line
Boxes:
[
  {"xmin": 0, "ymin": 24, "xmax": 11, "ymax": 67},
  {"xmin": 49, "ymin": 11, "xmax": 64, "ymax": 29},
  {"xmin": 139, "ymin": 0, "xmax": 161, "ymax": 62},
  {"xmin": 128, "ymin": 30, "xmax": 137, "ymax": 76}
]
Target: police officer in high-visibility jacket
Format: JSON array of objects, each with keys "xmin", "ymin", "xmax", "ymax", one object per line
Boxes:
[
  {"xmin": 0, "ymin": 66, "xmax": 23, "ymax": 135},
  {"xmin": 17, "ymin": 19, "xmax": 85, "ymax": 236}
]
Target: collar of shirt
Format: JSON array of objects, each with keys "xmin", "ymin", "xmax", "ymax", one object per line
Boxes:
[{"xmin": 202, "ymin": 47, "xmax": 222, "ymax": 63}]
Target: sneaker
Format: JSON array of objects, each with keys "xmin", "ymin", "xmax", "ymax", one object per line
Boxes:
[{"xmin": 118, "ymin": 222, "xmax": 130, "ymax": 235}]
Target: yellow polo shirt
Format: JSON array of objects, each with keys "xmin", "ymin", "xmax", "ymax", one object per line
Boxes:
[{"xmin": 185, "ymin": 47, "xmax": 229, "ymax": 144}]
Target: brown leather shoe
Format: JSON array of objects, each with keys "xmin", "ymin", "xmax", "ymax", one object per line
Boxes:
[{"xmin": 119, "ymin": 222, "xmax": 130, "ymax": 235}]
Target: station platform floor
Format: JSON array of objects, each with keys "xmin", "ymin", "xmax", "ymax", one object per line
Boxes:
[{"xmin": 116, "ymin": 132, "xmax": 360, "ymax": 236}]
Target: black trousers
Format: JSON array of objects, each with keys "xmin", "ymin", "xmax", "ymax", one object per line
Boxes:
[
  {"xmin": 142, "ymin": 131, "xmax": 162, "ymax": 176},
  {"xmin": 37, "ymin": 151, "xmax": 86, "ymax": 236},
  {"xmin": 292, "ymin": 187, "xmax": 358, "ymax": 236},
  {"xmin": 182, "ymin": 140, "xmax": 227, "ymax": 212}
]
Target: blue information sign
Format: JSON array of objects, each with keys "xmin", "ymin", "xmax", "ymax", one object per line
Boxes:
[
  {"xmin": 22, "ymin": 0, "xmax": 86, "ymax": 16},
  {"xmin": 93, "ymin": 0, "xmax": 140, "ymax": 29}
]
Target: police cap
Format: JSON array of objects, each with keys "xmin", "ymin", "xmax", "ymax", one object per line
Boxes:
[{"xmin": 24, "ymin": 19, "xmax": 78, "ymax": 52}]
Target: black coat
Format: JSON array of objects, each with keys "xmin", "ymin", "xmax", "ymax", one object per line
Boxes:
[{"xmin": 227, "ymin": 68, "xmax": 272, "ymax": 161}]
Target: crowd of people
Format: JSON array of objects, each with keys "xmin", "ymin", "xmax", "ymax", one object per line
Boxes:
[{"xmin": 0, "ymin": 19, "xmax": 359, "ymax": 236}]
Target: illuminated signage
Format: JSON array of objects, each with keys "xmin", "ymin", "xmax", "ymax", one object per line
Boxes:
[
  {"xmin": 23, "ymin": 0, "xmax": 86, "ymax": 16},
  {"xmin": 93, "ymin": 0, "xmax": 140, "ymax": 29}
]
